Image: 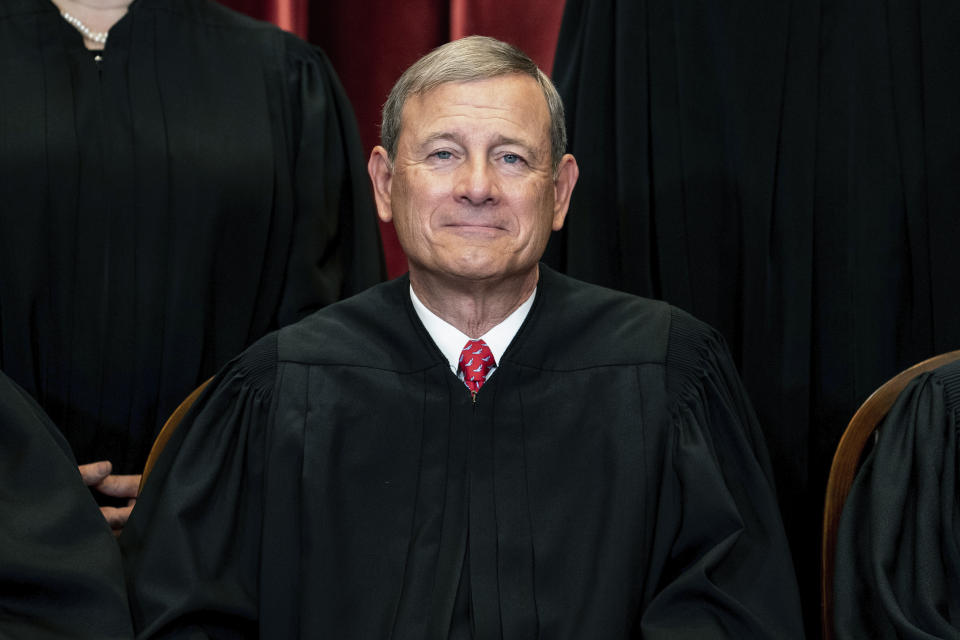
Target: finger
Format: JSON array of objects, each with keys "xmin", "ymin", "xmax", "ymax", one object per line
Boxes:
[
  {"xmin": 96, "ymin": 474, "xmax": 142, "ymax": 498},
  {"xmin": 78, "ymin": 461, "xmax": 112, "ymax": 486},
  {"xmin": 100, "ymin": 504, "xmax": 133, "ymax": 531}
]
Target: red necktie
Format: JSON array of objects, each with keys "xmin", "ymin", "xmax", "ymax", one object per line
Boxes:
[{"xmin": 458, "ymin": 339, "xmax": 496, "ymax": 395}]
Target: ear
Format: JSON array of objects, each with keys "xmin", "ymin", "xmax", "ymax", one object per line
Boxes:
[
  {"xmin": 550, "ymin": 154, "xmax": 579, "ymax": 231},
  {"xmin": 368, "ymin": 146, "xmax": 395, "ymax": 223}
]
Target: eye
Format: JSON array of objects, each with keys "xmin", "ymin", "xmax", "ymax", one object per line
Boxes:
[
  {"xmin": 432, "ymin": 150, "xmax": 453, "ymax": 160},
  {"xmin": 498, "ymin": 151, "xmax": 530, "ymax": 167}
]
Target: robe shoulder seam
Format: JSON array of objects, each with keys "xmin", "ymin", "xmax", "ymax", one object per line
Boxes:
[
  {"xmin": 276, "ymin": 358, "xmax": 445, "ymax": 376},
  {"xmin": 504, "ymin": 360, "xmax": 667, "ymax": 373},
  {"xmin": 664, "ymin": 306, "xmax": 729, "ymax": 409}
]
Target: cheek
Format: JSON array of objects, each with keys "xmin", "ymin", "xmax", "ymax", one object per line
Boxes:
[
  {"xmin": 391, "ymin": 197, "xmax": 441, "ymax": 251},
  {"xmin": 397, "ymin": 172, "xmax": 449, "ymax": 213},
  {"xmin": 390, "ymin": 175, "xmax": 424, "ymax": 227},
  {"xmin": 526, "ymin": 184, "xmax": 557, "ymax": 230}
]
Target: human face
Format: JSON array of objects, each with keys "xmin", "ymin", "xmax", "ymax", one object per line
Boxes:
[{"xmin": 369, "ymin": 74, "xmax": 578, "ymax": 288}]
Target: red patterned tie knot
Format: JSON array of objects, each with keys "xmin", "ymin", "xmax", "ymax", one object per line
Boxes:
[{"xmin": 458, "ymin": 339, "xmax": 496, "ymax": 395}]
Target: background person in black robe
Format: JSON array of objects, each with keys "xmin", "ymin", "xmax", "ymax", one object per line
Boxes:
[
  {"xmin": 0, "ymin": 370, "xmax": 133, "ymax": 639},
  {"xmin": 0, "ymin": 0, "xmax": 383, "ymax": 529},
  {"xmin": 834, "ymin": 359, "xmax": 960, "ymax": 638},
  {"xmin": 122, "ymin": 36, "xmax": 804, "ymax": 638},
  {"xmin": 545, "ymin": 0, "xmax": 960, "ymax": 633}
]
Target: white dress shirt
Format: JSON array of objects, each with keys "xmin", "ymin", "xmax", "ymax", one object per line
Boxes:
[{"xmin": 409, "ymin": 286, "xmax": 535, "ymax": 382}]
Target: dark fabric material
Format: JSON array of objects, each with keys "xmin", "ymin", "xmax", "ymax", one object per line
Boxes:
[
  {"xmin": 834, "ymin": 360, "xmax": 960, "ymax": 639},
  {"xmin": 122, "ymin": 266, "xmax": 803, "ymax": 639},
  {"xmin": 0, "ymin": 370, "xmax": 133, "ymax": 639},
  {"xmin": 0, "ymin": 0, "xmax": 383, "ymax": 476},
  {"xmin": 546, "ymin": 0, "xmax": 960, "ymax": 631}
]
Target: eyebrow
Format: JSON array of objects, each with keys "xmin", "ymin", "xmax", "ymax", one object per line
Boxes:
[
  {"xmin": 491, "ymin": 136, "xmax": 543, "ymax": 163},
  {"xmin": 417, "ymin": 132, "xmax": 543, "ymax": 163},
  {"xmin": 417, "ymin": 132, "xmax": 463, "ymax": 151}
]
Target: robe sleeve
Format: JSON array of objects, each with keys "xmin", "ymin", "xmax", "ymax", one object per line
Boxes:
[
  {"xmin": 120, "ymin": 336, "xmax": 280, "ymax": 639},
  {"xmin": 833, "ymin": 361, "xmax": 960, "ymax": 639},
  {"xmin": 0, "ymin": 371, "xmax": 133, "ymax": 639},
  {"xmin": 639, "ymin": 310, "xmax": 805, "ymax": 639},
  {"xmin": 275, "ymin": 41, "xmax": 383, "ymax": 325}
]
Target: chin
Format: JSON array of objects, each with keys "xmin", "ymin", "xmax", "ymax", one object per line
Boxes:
[
  {"xmin": 448, "ymin": 258, "xmax": 536, "ymax": 284},
  {"xmin": 447, "ymin": 266, "xmax": 502, "ymax": 282}
]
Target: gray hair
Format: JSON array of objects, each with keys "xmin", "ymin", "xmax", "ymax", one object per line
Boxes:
[{"xmin": 380, "ymin": 35, "xmax": 567, "ymax": 173}]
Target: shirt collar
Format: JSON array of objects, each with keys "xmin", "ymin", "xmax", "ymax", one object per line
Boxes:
[{"xmin": 410, "ymin": 286, "xmax": 536, "ymax": 374}]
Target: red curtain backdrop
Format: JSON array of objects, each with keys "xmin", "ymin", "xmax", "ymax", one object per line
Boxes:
[
  {"xmin": 221, "ymin": 0, "xmax": 309, "ymax": 36},
  {"xmin": 219, "ymin": 0, "xmax": 566, "ymax": 278}
]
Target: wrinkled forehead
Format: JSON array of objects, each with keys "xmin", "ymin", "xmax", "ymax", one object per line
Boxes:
[{"xmin": 398, "ymin": 75, "xmax": 552, "ymax": 147}]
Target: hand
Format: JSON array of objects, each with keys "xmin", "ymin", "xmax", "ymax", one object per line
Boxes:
[{"xmin": 78, "ymin": 461, "xmax": 141, "ymax": 535}]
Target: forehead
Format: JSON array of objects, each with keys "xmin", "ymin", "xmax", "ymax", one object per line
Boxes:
[{"xmin": 399, "ymin": 74, "xmax": 550, "ymax": 147}]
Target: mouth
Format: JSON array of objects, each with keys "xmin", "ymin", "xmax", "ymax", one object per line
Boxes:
[
  {"xmin": 442, "ymin": 224, "xmax": 509, "ymax": 240},
  {"xmin": 442, "ymin": 221, "xmax": 508, "ymax": 233}
]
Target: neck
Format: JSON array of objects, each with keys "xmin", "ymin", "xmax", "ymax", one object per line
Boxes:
[
  {"xmin": 51, "ymin": 0, "xmax": 132, "ymax": 49},
  {"xmin": 53, "ymin": 0, "xmax": 132, "ymax": 10},
  {"xmin": 410, "ymin": 267, "xmax": 539, "ymax": 338}
]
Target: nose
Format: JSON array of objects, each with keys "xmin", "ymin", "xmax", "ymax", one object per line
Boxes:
[{"xmin": 454, "ymin": 157, "xmax": 499, "ymax": 206}]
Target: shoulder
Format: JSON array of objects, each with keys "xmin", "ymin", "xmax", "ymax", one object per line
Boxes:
[
  {"xmin": 513, "ymin": 266, "xmax": 694, "ymax": 368},
  {"xmin": 890, "ymin": 356, "xmax": 960, "ymax": 420},
  {"xmin": 661, "ymin": 304, "xmax": 736, "ymax": 403},
  {"xmin": 210, "ymin": 329, "xmax": 282, "ymax": 399},
  {"xmin": 926, "ymin": 357, "xmax": 960, "ymax": 392},
  {"xmin": 145, "ymin": 0, "xmax": 279, "ymax": 32},
  {"xmin": 274, "ymin": 277, "xmax": 441, "ymax": 373},
  {"xmin": 0, "ymin": 0, "xmax": 45, "ymax": 20},
  {"xmin": 141, "ymin": 0, "xmax": 321, "ymax": 61},
  {"xmin": 518, "ymin": 266, "xmax": 734, "ymax": 397}
]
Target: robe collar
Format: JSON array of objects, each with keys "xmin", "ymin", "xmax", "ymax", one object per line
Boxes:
[{"xmin": 409, "ymin": 285, "xmax": 535, "ymax": 376}]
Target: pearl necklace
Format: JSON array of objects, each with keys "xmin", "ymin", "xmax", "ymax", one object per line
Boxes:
[{"xmin": 60, "ymin": 11, "xmax": 110, "ymax": 45}]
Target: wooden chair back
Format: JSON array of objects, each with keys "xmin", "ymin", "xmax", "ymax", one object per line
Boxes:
[{"xmin": 139, "ymin": 377, "xmax": 213, "ymax": 493}]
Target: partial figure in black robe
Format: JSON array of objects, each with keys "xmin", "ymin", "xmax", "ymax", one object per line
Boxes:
[
  {"xmin": 0, "ymin": 370, "xmax": 132, "ymax": 639},
  {"xmin": 0, "ymin": 0, "xmax": 383, "ymax": 478},
  {"xmin": 834, "ymin": 359, "xmax": 960, "ymax": 639},
  {"xmin": 122, "ymin": 266, "xmax": 804, "ymax": 639}
]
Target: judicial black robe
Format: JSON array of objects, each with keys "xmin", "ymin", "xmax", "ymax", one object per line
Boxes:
[
  {"xmin": 0, "ymin": 370, "xmax": 132, "ymax": 639},
  {"xmin": 0, "ymin": 0, "xmax": 382, "ymax": 475},
  {"xmin": 122, "ymin": 266, "xmax": 804, "ymax": 639},
  {"xmin": 547, "ymin": 2, "xmax": 960, "ymax": 632},
  {"xmin": 834, "ymin": 360, "xmax": 960, "ymax": 638}
]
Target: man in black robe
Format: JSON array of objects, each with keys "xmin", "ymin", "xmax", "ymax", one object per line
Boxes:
[{"xmin": 122, "ymin": 36, "xmax": 804, "ymax": 638}]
